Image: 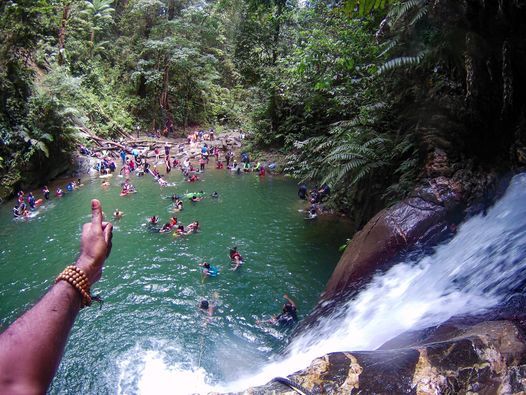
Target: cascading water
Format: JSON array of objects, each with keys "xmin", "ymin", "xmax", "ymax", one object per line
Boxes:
[{"xmin": 128, "ymin": 174, "xmax": 526, "ymax": 394}]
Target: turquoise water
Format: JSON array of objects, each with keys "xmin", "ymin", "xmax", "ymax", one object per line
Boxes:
[{"xmin": 0, "ymin": 167, "xmax": 351, "ymax": 393}]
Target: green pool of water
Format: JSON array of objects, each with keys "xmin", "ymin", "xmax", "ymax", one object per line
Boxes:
[{"xmin": 0, "ymin": 168, "xmax": 351, "ymax": 393}]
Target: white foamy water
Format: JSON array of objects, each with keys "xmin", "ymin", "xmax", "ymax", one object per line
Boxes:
[
  {"xmin": 122, "ymin": 174, "xmax": 526, "ymax": 394},
  {"xmin": 117, "ymin": 341, "xmax": 217, "ymax": 395}
]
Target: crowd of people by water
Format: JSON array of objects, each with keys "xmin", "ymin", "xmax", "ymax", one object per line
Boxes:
[
  {"xmin": 16, "ymin": 131, "xmax": 300, "ymax": 328},
  {"xmin": 1, "ymin": 129, "xmax": 333, "ymax": 393},
  {"xmin": 12, "ymin": 179, "xmax": 83, "ymax": 218},
  {"xmin": 297, "ymin": 182, "xmax": 331, "ymax": 220}
]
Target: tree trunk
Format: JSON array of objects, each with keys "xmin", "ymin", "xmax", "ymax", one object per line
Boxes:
[
  {"xmin": 271, "ymin": 0, "xmax": 283, "ymax": 66},
  {"xmin": 269, "ymin": 0, "xmax": 284, "ymax": 133},
  {"xmin": 57, "ymin": 3, "xmax": 71, "ymax": 66},
  {"xmin": 89, "ymin": 29, "xmax": 95, "ymax": 57},
  {"xmin": 159, "ymin": 65, "xmax": 170, "ymax": 110},
  {"xmin": 168, "ymin": 0, "xmax": 176, "ymax": 20},
  {"xmin": 137, "ymin": 75, "xmax": 147, "ymax": 97}
]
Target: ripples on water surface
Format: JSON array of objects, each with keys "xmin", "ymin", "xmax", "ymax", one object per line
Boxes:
[
  {"xmin": 227, "ymin": 173, "xmax": 526, "ymax": 392},
  {"xmin": 0, "ymin": 168, "xmax": 351, "ymax": 394}
]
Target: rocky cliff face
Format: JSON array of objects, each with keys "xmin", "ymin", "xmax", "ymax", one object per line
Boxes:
[
  {"xmin": 317, "ymin": 0, "xmax": 526, "ymax": 317},
  {"xmin": 320, "ymin": 148, "xmax": 505, "ymax": 305}
]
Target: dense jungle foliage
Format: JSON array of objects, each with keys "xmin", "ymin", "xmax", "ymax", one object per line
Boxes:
[{"xmin": 1, "ymin": 0, "xmax": 525, "ymax": 225}]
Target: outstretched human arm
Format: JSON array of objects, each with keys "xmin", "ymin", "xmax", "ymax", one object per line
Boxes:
[
  {"xmin": 0, "ymin": 199, "xmax": 113, "ymax": 395},
  {"xmin": 283, "ymin": 294, "xmax": 296, "ymax": 308}
]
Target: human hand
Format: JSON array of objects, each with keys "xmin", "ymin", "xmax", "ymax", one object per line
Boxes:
[{"xmin": 76, "ymin": 199, "xmax": 113, "ymax": 285}]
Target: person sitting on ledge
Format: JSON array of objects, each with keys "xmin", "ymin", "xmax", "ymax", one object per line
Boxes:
[{"xmin": 0, "ymin": 199, "xmax": 113, "ymax": 394}]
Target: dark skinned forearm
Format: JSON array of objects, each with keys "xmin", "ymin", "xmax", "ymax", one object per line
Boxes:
[
  {"xmin": 0, "ymin": 199, "xmax": 113, "ymax": 395},
  {"xmin": 0, "ymin": 280, "xmax": 82, "ymax": 395}
]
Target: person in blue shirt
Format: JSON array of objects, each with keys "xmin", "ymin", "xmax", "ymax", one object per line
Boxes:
[
  {"xmin": 27, "ymin": 193, "xmax": 36, "ymax": 210},
  {"xmin": 120, "ymin": 149, "xmax": 126, "ymax": 164},
  {"xmin": 298, "ymin": 183, "xmax": 307, "ymax": 200}
]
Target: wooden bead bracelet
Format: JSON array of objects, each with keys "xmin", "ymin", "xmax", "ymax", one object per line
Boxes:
[{"xmin": 55, "ymin": 265, "xmax": 92, "ymax": 308}]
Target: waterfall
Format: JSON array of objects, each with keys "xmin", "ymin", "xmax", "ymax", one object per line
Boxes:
[{"xmin": 130, "ymin": 174, "xmax": 526, "ymax": 394}]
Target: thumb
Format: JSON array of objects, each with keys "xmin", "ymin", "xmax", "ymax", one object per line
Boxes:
[{"xmin": 91, "ymin": 199, "xmax": 103, "ymax": 229}]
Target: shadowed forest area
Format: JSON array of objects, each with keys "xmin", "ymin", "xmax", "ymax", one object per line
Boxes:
[{"xmin": 1, "ymin": 0, "xmax": 525, "ymax": 226}]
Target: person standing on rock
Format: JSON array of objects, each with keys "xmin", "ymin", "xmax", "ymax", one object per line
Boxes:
[
  {"xmin": 201, "ymin": 144, "xmax": 209, "ymax": 163},
  {"xmin": 226, "ymin": 150, "xmax": 233, "ymax": 167},
  {"xmin": 298, "ymin": 183, "xmax": 307, "ymax": 200},
  {"xmin": 43, "ymin": 186, "xmax": 50, "ymax": 200},
  {"xmin": 164, "ymin": 142, "xmax": 171, "ymax": 162},
  {"xmin": 120, "ymin": 149, "xmax": 126, "ymax": 165}
]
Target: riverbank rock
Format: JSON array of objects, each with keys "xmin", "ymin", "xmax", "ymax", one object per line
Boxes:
[
  {"xmin": 319, "ymin": 149, "xmax": 507, "ymax": 305},
  {"xmin": 321, "ymin": 170, "xmax": 463, "ymax": 302},
  {"xmin": 239, "ymin": 317, "xmax": 526, "ymax": 394}
]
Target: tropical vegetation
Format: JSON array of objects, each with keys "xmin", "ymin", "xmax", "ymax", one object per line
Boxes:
[{"xmin": 1, "ymin": 0, "xmax": 523, "ymax": 226}]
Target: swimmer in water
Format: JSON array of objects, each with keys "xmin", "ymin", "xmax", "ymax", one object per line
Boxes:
[
  {"xmin": 229, "ymin": 246, "xmax": 244, "ymax": 271},
  {"xmin": 148, "ymin": 216, "xmax": 159, "ymax": 225},
  {"xmin": 211, "ymin": 191, "xmax": 219, "ymax": 198},
  {"xmin": 173, "ymin": 199, "xmax": 183, "ymax": 212},
  {"xmin": 101, "ymin": 180, "xmax": 110, "ymax": 187},
  {"xmin": 200, "ymin": 262, "xmax": 212, "ymax": 276},
  {"xmin": 257, "ymin": 294, "xmax": 298, "ymax": 327},
  {"xmin": 113, "ymin": 209, "xmax": 124, "ymax": 219},
  {"xmin": 306, "ymin": 206, "xmax": 318, "ymax": 219},
  {"xmin": 42, "ymin": 186, "xmax": 50, "ymax": 200},
  {"xmin": 27, "ymin": 192, "xmax": 36, "ymax": 210},
  {"xmin": 199, "ymin": 299, "xmax": 215, "ymax": 316},
  {"xmin": 190, "ymin": 195, "xmax": 203, "ymax": 202},
  {"xmin": 160, "ymin": 223, "xmax": 172, "ymax": 233},
  {"xmin": 160, "ymin": 217, "xmax": 177, "ymax": 233},
  {"xmin": 186, "ymin": 221, "xmax": 199, "ymax": 234}
]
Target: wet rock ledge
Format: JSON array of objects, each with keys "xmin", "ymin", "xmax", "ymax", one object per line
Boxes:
[{"xmin": 236, "ymin": 316, "xmax": 526, "ymax": 394}]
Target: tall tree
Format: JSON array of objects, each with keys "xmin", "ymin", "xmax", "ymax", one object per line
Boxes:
[{"xmin": 84, "ymin": 0, "xmax": 115, "ymax": 57}]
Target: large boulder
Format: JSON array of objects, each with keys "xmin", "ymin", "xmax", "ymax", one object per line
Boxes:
[
  {"xmin": 319, "ymin": 148, "xmax": 507, "ymax": 306},
  {"xmin": 238, "ymin": 317, "xmax": 526, "ymax": 394},
  {"xmin": 322, "ymin": 171, "xmax": 463, "ymax": 303}
]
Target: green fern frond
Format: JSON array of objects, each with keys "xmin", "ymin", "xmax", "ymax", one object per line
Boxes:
[
  {"xmin": 388, "ymin": 0, "xmax": 422, "ymax": 24},
  {"xmin": 362, "ymin": 136, "xmax": 389, "ymax": 148},
  {"xmin": 377, "ymin": 52, "xmax": 425, "ymax": 74},
  {"xmin": 409, "ymin": 4, "xmax": 428, "ymax": 25},
  {"xmin": 351, "ymin": 163, "xmax": 375, "ymax": 185},
  {"xmin": 379, "ymin": 38, "xmax": 399, "ymax": 57}
]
